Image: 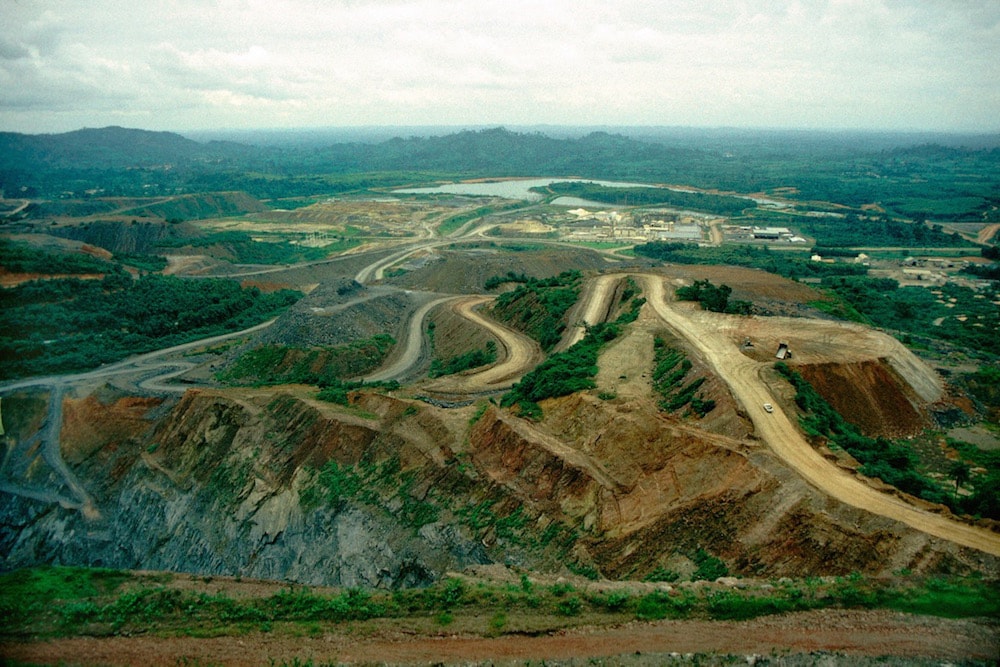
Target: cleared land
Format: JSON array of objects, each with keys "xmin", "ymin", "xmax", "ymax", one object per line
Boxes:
[
  {"xmin": 640, "ymin": 274, "xmax": 1000, "ymax": 556},
  {"xmin": 421, "ymin": 296, "xmax": 544, "ymax": 393},
  {"xmin": 1, "ymin": 608, "xmax": 993, "ymax": 666}
]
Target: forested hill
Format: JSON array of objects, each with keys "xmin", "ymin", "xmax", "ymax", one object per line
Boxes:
[
  {"xmin": 2, "ymin": 126, "xmax": 998, "ymax": 220},
  {"xmin": 0, "ymin": 126, "xmax": 242, "ymax": 171},
  {"xmin": 319, "ymin": 128, "xmax": 702, "ymax": 177}
]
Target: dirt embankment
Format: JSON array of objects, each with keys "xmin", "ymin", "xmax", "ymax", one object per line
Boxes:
[
  {"xmin": 640, "ymin": 273, "xmax": 1000, "ymax": 558},
  {"xmin": 387, "ymin": 246, "xmax": 616, "ymax": 294},
  {"xmin": 794, "ymin": 360, "xmax": 930, "ymax": 438}
]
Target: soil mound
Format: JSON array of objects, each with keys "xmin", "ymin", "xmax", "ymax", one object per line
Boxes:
[
  {"xmin": 388, "ymin": 246, "xmax": 620, "ymax": 294},
  {"xmin": 794, "ymin": 359, "xmax": 930, "ymax": 438}
]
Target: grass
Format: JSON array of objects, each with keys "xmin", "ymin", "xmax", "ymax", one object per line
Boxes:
[{"xmin": 3, "ymin": 566, "xmax": 995, "ymax": 640}]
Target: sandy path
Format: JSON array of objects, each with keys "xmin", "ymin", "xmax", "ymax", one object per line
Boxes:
[
  {"xmin": 640, "ymin": 274, "xmax": 1000, "ymax": 556},
  {"xmin": 556, "ymin": 273, "xmax": 621, "ymax": 351},
  {"xmin": 422, "ymin": 296, "xmax": 544, "ymax": 392},
  {"xmin": 978, "ymin": 223, "xmax": 1000, "ymax": 244}
]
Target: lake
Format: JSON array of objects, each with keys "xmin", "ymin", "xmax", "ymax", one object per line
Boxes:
[{"xmin": 394, "ymin": 177, "xmax": 668, "ymax": 201}]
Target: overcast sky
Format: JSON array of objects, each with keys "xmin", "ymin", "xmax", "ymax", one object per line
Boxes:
[{"xmin": 2, "ymin": 0, "xmax": 998, "ymax": 134}]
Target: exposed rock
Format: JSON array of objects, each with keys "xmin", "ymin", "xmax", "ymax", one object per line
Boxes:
[{"xmin": 0, "ymin": 380, "xmax": 995, "ymax": 585}]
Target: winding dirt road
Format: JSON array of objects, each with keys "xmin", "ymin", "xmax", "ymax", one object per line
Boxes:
[
  {"xmin": 421, "ymin": 296, "xmax": 543, "ymax": 393},
  {"xmin": 362, "ymin": 295, "xmax": 458, "ymax": 383},
  {"xmin": 555, "ymin": 273, "xmax": 620, "ymax": 351},
  {"xmin": 640, "ymin": 274, "xmax": 1000, "ymax": 556}
]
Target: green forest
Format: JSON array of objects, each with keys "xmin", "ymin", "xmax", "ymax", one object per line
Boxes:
[
  {"xmin": 4, "ymin": 127, "xmax": 998, "ymax": 221},
  {"xmin": 0, "ymin": 269, "xmax": 301, "ymax": 380},
  {"xmin": 533, "ymin": 181, "xmax": 748, "ymax": 215}
]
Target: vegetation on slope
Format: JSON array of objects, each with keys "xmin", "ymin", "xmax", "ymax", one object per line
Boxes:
[
  {"xmin": 0, "ymin": 238, "xmax": 111, "ymax": 274},
  {"xmin": 1, "ymin": 565, "xmax": 996, "ymax": 640},
  {"xmin": 774, "ymin": 362, "xmax": 998, "ymax": 519},
  {"xmin": 652, "ymin": 337, "xmax": 715, "ymax": 417},
  {"xmin": 430, "ymin": 341, "xmax": 497, "ymax": 378},
  {"xmin": 218, "ymin": 335, "xmax": 395, "ymax": 387},
  {"xmin": 502, "ymin": 288, "xmax": 646, "ymax": 418},
  {"xmin": 0, "ymin": 269, "xmax": 302, "ymax": 380},
  {"xmin": 501, "ymin": 322, "xmax": 619, "ymax": 418},
  {"xmin": 488, "ymin": 270, "xmax": 582, "ymax": 351}
]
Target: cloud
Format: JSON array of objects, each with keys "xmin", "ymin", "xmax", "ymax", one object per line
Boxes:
[{"xmin": 0, "ymin": 0, "xmax": 998, "ymax": 132}]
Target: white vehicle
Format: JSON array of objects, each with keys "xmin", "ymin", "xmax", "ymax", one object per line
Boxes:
[{"xmin": 763, "ymin": 403, "xmax": 774, "ymax": 413}]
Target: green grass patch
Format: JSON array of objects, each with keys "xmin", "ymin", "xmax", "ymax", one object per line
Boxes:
[
  {"xmin": 3, "ymin": 567, "xmax": 996, "ymax": 639},
  {"xmin": 218, "ymin": 334, "xmax": 395, "ymax": 387}
]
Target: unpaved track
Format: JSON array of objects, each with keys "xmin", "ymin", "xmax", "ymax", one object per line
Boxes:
[
  {"xmin": 1, "ymin": 609, "xmax": 994, "ymax": 665},
  {"xmin": 422, "ymin": 296, "xmax": 543, "ymax": 392},
  {"xmin": 363, "ymin": 295, "xmax": 457, "ymax": 383},
  {"xmin": 556, "ymin": 273, "xmax": 620, "ymax": 351},
  {"xmin": 640, "ymin": 274, "xmax": 1000, "ymax": 556},
  {"xmin": 978, "ymin": 222, "xmax": 1000, "ymax": 244}
]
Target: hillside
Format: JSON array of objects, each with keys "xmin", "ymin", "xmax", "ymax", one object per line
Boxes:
[{"xmin": 3, "ymin": 267, "xmax": 996, "ymax": 584}]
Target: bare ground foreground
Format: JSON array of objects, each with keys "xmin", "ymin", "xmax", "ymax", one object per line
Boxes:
[{"xmin": 2, "ymin": 609, "xmax": 997, "ymax": 666}]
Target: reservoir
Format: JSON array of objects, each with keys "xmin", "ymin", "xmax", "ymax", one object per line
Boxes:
[{"xmin": 395, "ymin": 177, "xmax": 668, "ymax": 201}]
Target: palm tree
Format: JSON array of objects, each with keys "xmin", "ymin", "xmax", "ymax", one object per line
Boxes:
[{"xmin": 950, "ymin": 460, "xmax": 972, "ymax": 499}]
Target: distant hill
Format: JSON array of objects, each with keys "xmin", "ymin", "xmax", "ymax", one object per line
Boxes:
[
  {"xmin": 0, "ymin": 126, "xmax": 219, "ymax": 171},
  {"xmin": 2, "ymin": 126, "xmax": 998, "ymax": 221},
  {"xmin": 320, "ymin": 127, "xmax": 701, "ymax": 177}
]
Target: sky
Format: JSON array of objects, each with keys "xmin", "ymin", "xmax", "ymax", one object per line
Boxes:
[{"xmin": 1, "ymin": 0, "xmax": 999, "ymax": 134}]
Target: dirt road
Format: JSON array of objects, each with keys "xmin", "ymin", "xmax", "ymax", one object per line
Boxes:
[
  {"xmin": 422, "ymin": 296, "xmax": 543, "ymax": 393},
  {"xmin": 640, "ymin": 274, "xmax": 1000, "ymax": 557},
  {"xmin": 363, "ymin": 295, "xmax": 457, "ymax": 383},
  {"xmin": 2, "ymin": 609, "xmax": 994, "ymax": 665},
  {"xmin": 555, "ymin": 273, "xmax": 620, "ymax": 351},
  {"xmin": 978, "ymin": 223, "xmax": 1000, "ymax": 244}
]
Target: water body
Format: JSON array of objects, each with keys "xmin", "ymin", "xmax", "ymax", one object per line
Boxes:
[{"xmin": 395, "ymin": 178, "xmax": 667, "ymax": 201}]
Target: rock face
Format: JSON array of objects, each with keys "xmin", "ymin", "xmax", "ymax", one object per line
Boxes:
[
  {"xmin": 0, "ymin": 380, "xmax": 995, "ymax": 586},
  {"xmin": 0, "ymin": 389, "xmax": 489, "ymax": 587}
]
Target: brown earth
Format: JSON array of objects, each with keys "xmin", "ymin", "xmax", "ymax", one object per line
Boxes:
[
  {"xmin": 60, "ymin": 392, "xmax": 164, "ymax": 465},
  {"xmin": 2, "ymin": 609, "xmax": 995, "ymax": 666},
  {"xmin": 0, "ymin": 269, "xmax": 105, "ymax": 287},
  {"xmin": 794, "ymin": 360, "xmax": 930, "ymax": 438},
  {"xmin": 387, "ymin": 246, "xmax": 619, "ymax": 294}
]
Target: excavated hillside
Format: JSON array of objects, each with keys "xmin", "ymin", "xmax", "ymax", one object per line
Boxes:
[
  {"xmin": 1, "ymin": 364, "xmax": 994, "ymax": 587},
  {"xmin": 793, "ymin": 360, "xmax": 931, "ymax": 438},
  {"xmin": 1, "ymin": 268, "xmax": 995, "ymax": 586},
  {"xmin": 34, "ymin": 219, "xmax": 204, "ymax": 255},
  {"xmin": 251, "ymin": 280, "xmax": 415, "ymax": 349},
  {"xmin": 386, "ymin": 246, "xmax": 633, "ymax": 294}
]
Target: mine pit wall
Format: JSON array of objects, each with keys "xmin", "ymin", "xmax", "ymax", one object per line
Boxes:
[
  {"xmin": 1, "ymin": 387, "xmax": 997, "ymax": 585},
  {"xmin": 1, "ymin": 389, "xmax": 491, "ymax": 588},
  {"xmin": 793, "ymin": 359, "xmax": 933, "ymax": 438}
]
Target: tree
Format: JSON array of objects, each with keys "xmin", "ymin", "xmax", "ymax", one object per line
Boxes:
[{"xmin": 950, "ymin": 460, "xmax": 972, "ymax": 498}]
